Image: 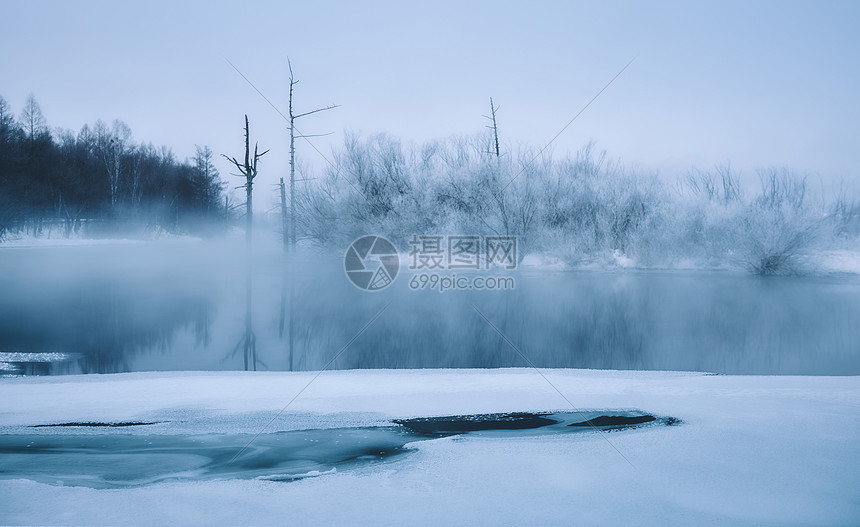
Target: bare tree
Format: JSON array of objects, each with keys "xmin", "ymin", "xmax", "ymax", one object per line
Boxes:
[
  {"xmin": 478, "ymin": 99, "xmax": 535, "ymax": 242},
  {"xmin": 193, "ymin": 145, "xmax": 223, "ymax": 214},
  {"xmin": 278, "ymin": 60, "xmax": 338, "ymax": 370},
  {"xmin": 223, "ymin": 115, "xmax": 268, "ymax": 371},
  {"xmin": 285, "ymin": 58, "xmax": 338, "ymax": 251},
  {"xmin": 103, "ymin": 120, "xmax": 131, "ymax": 211},
  {"xmin": 18, "ymin": 94, "xmax": 47, "ymax": 143},
  {"xmin": 0, "ymin": 96, "xmax": 17, "ymax": 147},
  {"xmin": 480, "ymin": 97, "xmax": 512, "ymax": 235},
  {"xmin": 484, "ymin": 97, "xmax": 500, "ymax": 158},
  {"xmin": 223, "ymin": 115, "xmax": 268, "ymax": 245},
  {"xmin": 56, "ymin": 194, "xmax": 83, "ymax": 238}
]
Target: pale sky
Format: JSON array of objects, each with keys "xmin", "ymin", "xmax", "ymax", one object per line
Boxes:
[{"xmin": 3, "ymin": 0, "xmax": 859, "ymax": 204}]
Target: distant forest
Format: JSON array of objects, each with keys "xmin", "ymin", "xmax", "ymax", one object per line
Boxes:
[{"xmin": 0, "ymin": 94, "xmax": 225, "ymax": 239}]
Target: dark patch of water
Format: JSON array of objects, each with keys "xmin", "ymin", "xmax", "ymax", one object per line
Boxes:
[{"xmin": 0, "ymin": 410, "xmax": 675, "ymax": 488}]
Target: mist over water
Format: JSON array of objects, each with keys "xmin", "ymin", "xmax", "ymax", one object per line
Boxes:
[{"xmin": 1, "ymin": 237, "xmax": 858, "ymax": 376}]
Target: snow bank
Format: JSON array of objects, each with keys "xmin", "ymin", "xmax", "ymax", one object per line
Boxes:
[
  {"xmin": 814, "ymin": 249, "xmax": 860, "ymax": 274},
  {"xmin": 0, "ymin": 230, "xmax": 203, "ymax": 248},
  {"xmin": 0, "ymin": 235, "xmax": 143, "ymax": 248},
  {"xmin": 1, "ymin": 369, "xmax": 858, "ymax": 526}
]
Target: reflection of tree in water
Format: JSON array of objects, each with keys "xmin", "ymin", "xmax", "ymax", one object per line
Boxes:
[
  {"xmin": 278, "ymin": 278, "xmax": 649, "ymax": 371},
  {"xmin": 0, "ymin": 277, "xmax": 214, "ymax": 374},
  {"xmin": 276, "ymin": 271, "xmax": 860, "ymax": 375}
]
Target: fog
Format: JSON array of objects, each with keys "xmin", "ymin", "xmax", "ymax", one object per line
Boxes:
[{"xmin": 2, "ymin": 235, "xmax": 858, "ymax": 376}]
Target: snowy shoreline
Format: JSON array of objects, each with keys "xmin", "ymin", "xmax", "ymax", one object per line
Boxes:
[
  {"xmin": 4, "ymin": 232, "xmax": 860, "ymax": 275},
  {"xmin": 1, "ymin": 368, "xmax": 858, "ymax": 525}
]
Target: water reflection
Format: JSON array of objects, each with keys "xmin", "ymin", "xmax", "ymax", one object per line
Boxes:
[
  {"xmin": 1, "ymin": 241, "xmax": 858, "ymax": 375},
  {"xmin": 0, "ymin": 243, "xmax": 216, "ymax": 375}
]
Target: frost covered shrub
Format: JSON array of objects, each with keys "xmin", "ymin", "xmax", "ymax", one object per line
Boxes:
[
  {"xmin": 297, "ymin": 133, "xmax": 846, "ymax": 274},
  {"xmin": 297, "ymin": 132, "xmax": 430, "ymax": 247},
  {"xmin": 732, "ymin": 169, "xmax": 825, "ymax": 275},
  {"xmin": 529, "ymin": 145, "xmax": 667, "ymax": 266},
  {"xmin": 674, "ymin": 166, "xmax": 831, "ymax": 274},
  {"xmin": 599, "ymin": 172, "xmax": 666, "ymax": 262},
  {"xmin": 675, "ymin": 165, "xmax": 747, "ymax": 266},
  {"xmin": 736, "ymin": 204, "xmax": 820, "ymax": 275},
  {"xmin": 830, "ymin": 193, "xmax": 860, "ymax": 241}
]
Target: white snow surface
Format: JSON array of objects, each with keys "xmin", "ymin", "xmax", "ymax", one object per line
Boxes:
[
  {"xmin": 814, "ymin": 249, "xmax": 860, "ymax": 274},
  {"xmin": 0, "ymin": 230, "xmax": 202, "ymax": 248},
  {"xmin": 1, "ymin": 368, "xmax": 858, "ymax": 526}
]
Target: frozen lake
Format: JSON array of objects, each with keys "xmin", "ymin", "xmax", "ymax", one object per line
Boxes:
[
  {"xmin": 1, "ymin": 240, "xmax": 859, "ymax": 375},
  {"xmin": 1, "ymin": 369, "xmax": 858, "ymax": 526}
]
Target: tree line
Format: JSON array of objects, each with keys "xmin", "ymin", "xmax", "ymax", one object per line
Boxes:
[
  {"xmin": 4, "ymin": 89, "xmax": 858, "ymax": 275},
  {"xmin": 0, "ymin": 94, "xmax": 226, "ymax": 240}
]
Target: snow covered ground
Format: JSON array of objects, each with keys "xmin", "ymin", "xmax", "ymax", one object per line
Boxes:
[
  {"xmin": 519, "ymin": 248, "xmax": 860, "ymax": 275},
  {"xmin": 0, "ymin": 230, "xmax": 204, "ymax": 248},
  {"xmin": 5, "ymin": 230, "xmax": 860, "ymax": 275},
  {"xmin": 1, "ymin": 368, "xmax": 858, "ymax": 526},
  {"xmin": 814, "ymin": 249, "xmax": 860, "ymax": 275}
]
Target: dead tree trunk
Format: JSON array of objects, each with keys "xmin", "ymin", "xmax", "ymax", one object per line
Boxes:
[
  {"xmin": 279, "ymin": 60, "xmax": 339, "ymax": 370},
  {"xmin": 279, "ymin": 177, "xmax": 288, "ymax": 251},
  {"xmin": 288, "ymin": 77, "xmax": 296, "ymax": 251},
  {"xmin": 278, "ymin": 176, "xmax": 289, "ymax": 346},
  {"xmin": 223, "ymin": 115, "xmax": 267, "ymax": 243},
  {"xmin": 485, "ymin": 97, "xmax": 500, "ymax": 158},
  {"xmin": 483, "ymin": 97, "xmax": 509, "ymax": 234},
  {"xmin": 223, "ymin": 115, "xmax": 268, "ymax": 371},
  {"xmin": 286, "ymin": 59, "xmax": 339, "ymax": 251}
]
